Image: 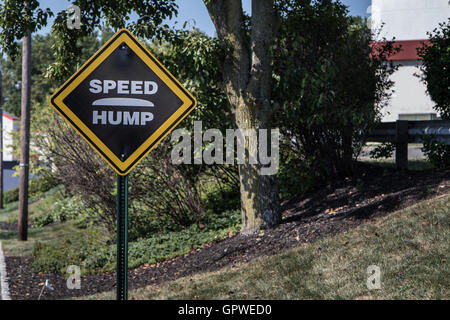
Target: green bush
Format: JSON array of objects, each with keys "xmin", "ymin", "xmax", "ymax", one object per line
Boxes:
[
  {"xmin": 417, "ymin": 19, "xmax": 450, "ymax": 119},
  {"xmin": 126, "ymin": 177, "xmax": 240, "ymax": 241},
  {"xmin": 421, "ymin": 136, "xmax": 450, "ymax": 168},
  {"xmin": 32, "ymin": 242, "xmax": 69, "ymax": 274},
  {"xmin": 273, "ymin": 4, "xmax": 398, "ymax": 182},
  {"xmin": 369, "ymin": 142, "xmax": 395, "ymax": 159},
  {"xmin": 203, "ymin": 184, "xmax": 240, "ymax": 217},
  {"xmin": 32, "ymin": 229, "xmax": 109, "ymax": 274},
  {"xmin": 3, "ymin": 175, "xmax": 58, "ymax": 204},
  {"xmin": 278, "ymin": 149, "xmax": 324, "ymax": 199},
  {"xmin": 32, "ymin": 195, "xmax": 88, "ymax": 227}
]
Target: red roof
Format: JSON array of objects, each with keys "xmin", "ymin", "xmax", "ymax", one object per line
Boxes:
[
  {"xmin": 372, "ymin": 40, "xmax": 432, "ymax": 61},
  {"xmin": 2, "ymin": 111, "xmax": 17, "ymax": 121}
]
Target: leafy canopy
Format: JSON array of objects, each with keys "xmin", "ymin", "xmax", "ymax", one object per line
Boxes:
[
  {"xmin": 0, "ymin": 32, "xmax": 108, "ymax": 116},
  {"xmin": 418, "ymin": 18, "xmax": 450, "ymax": 119},
  {"xmin": 272, "ymin": 0, "xmax": 398, "ymax": 195},
  {"xmin": 48, "ymin": 0, "xmax": 178, "ymax": 81},
  {"xmin": 0, "ymin": 0, "xmax": 52, "ymax": 58}
]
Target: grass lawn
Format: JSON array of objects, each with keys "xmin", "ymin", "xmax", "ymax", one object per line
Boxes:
[
  {"xmin": 82, "ymin": 192, "xmax": 450, "ymax": 300},
  {"xmin": 0, "ymin": 187, "xmax": 100, "ymax": 257}
]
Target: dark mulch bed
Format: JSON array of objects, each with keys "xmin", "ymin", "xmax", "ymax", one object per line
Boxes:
[
  {"xmin": 0, "ymin": 221, "xmax": 32, "ymax": 231},
  {"xmin": 4, "ymin": 164, "xmax": 450, "ymax": 300}
]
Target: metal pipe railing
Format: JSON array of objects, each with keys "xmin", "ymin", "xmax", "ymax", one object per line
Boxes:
[{"xmin": 366, "ymin": 120, "xmax": 450, "ymax": 170}]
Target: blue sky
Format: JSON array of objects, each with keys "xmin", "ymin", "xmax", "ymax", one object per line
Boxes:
[{"xmin": 37, "ymin": 0, "xmax": 371, "ymax": 37}]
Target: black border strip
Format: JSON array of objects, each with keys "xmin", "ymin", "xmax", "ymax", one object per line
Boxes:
[{"xmin": 50, "ymin": 29, "xmax": 196, "ymax": 174}]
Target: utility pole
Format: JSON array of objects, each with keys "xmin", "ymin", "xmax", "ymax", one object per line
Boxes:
[
  {"xmin": 18, "ymin": 26, "xmax": 31, "ymax": 241},
  {"xmin": 0, "ymin": 59, "xmax": 3, "ymax": 209}
]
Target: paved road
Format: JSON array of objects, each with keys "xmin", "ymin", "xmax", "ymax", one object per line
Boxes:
[
  {"xmin": 2, "ymin": 162, "xmax": 21, "ymax": 191},
  {"xmin": 360, "ymin": 144, "xmax": 426, "ymax": 159},
  {"xmin": 1, "ymin": 161, "xmax": 36, "ymax": 192}
]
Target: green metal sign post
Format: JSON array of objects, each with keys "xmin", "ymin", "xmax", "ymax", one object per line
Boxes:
[{"xmin": 116, "ymin": 174, "xmax": 128, "ymax": 300}]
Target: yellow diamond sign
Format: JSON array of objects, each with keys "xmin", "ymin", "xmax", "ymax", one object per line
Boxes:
[{"xmin": 50, "ymin": 29, "xmax": 197, "ymax": 175}]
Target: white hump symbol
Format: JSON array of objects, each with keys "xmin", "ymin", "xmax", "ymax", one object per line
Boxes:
[{"xmin": 92, "ymin": 98, "xmax": 154, "ymax": 107}]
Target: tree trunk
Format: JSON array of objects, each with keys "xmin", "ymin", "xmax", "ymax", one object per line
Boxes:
[
  {"xmin": 205, "ymin": 0, "xmax": 281, "ymax": 233},
  {"xmin": 18, "ymin": 30, "xmax": 31, "ymax": 241}
]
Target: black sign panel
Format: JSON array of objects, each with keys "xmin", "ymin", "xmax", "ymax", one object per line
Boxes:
[{"xmin": 50, "ymin": 29, "xmax": 197, "ymax": 175}]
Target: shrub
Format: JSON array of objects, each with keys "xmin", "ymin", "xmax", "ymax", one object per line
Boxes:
[
  {"xmin": 202, "ymin": 183, "xmax": 240, "ymax": 217},
  {"xmin": 417, "ymin": 19, "xmax": 450, "ymax": 119},
  {"xmin": 369, "ymin": 142, "xmax": 395, "ymax": 160},
  {"xmin": 32, "ymin": 229, "xmax": 110, "ymax": 274},
  {"xmin": 421, "ymin": 136, "xmax": 450, "ymax": 168},
  {"xmin": 32, "ymin": 242, "xmax": 69, "ymax": 274},
  {"xmin": 278, "ymin": 148, "xmax": 323, "ymax": 199},
  {"xmin": 273, "ymin": 2, "xmax": 399, "ymax": 183},
  {"xmin": 32, "ymin": 195, "xmax": 89, "ymax": 227},
  {"xmin": 3, "ymin": 188, "xmax": 17, "ymax": 204},
  {"xmin": 3, "ymin": 175, "xmax": 58, "ymax": 204}
]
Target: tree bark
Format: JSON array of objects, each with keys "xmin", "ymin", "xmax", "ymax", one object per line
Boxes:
[
  {"xmin": 205, "ymin": 0, "xmax": 281, "ymax": 233},
  {"xmin": 18, "ymin": 30, "xmax": 31, "ymax": 241}
]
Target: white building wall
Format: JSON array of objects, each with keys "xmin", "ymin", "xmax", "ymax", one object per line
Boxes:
[
  {"xmin": 371, "ymin": 0, "xmax": 450, "ymax": 41},
  {"xmin": 371, "ymin": 0, "xmax": 449, "ymax": 122},
  {"xmin": 2, "ymin": 115, "xmax": 18, "ymax": 162},
  {"xmin": 382, "ymin": 61, "xmax": 436, "ymax": 122}
]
